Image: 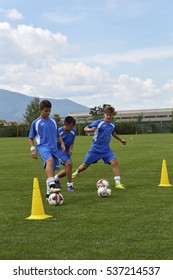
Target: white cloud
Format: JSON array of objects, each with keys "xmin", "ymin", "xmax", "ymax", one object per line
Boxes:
[
  {"xmin": 0, "ymin": 22, "xmax": 76, "ymax": 66},
  {"xmin": 42, "ymin": 12, "xmax": 83, "ymax": 24},
  {"xmin": 0, "ymin": 8, "xmax": 24, "ymax": 20},
  {"xmin": 0, "ymin": 21, "xmax": 11, "ymax": 30},
  {"xmin": 0, "ymin": 22, "xmax": 110, "ymax": 100},
  {"xmin": 163, "ymin": 80, "xmax": 173, "ymax": 91},
  {"xmin": 113, "ymin": 74, "xmax": 161, "ymax": 95},
  {"xmin": 87, "ymin": 47, "xmax": 173, "ymax": 65},
  {"xmin": 112, "ymin": 75, "xmax": 161, "ymax": 106},
  {"xmin": 0, "ymin": 22, "xmax": 173, "ymax": 110}
]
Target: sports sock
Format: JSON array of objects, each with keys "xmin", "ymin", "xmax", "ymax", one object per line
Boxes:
[
  {"xmin": 46, "ymin": 182, "xmax": 50, "ymax": 195},
  {"xmin": 54, "ymin": 174, "xmax": 59, "ymax": 182},
  {"xmin": 46, "ymin": 177, "xmax": 55, "ymax": 194},
  {"xmin": 114, "ymin": 176, "xmax": 120, "ymax": 184},
  {"xmin": 47, "ymin": 177, "xmax": 56, "ymax": 186}
]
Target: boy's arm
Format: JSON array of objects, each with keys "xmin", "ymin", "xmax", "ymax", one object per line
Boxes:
[
  {"xmin": 68, "ymin": 144, "xmax": 73, "ymax": 156},
  {"xmin": 29, "ymin": 138, "xmax": 38, "ymax": 159},
  {"xmin": 58, "ymin": 135, "xmax": 65, "ymax": 152},
  {"xmin": 84, "ymin": 126, "xmax": 96, "ymax": 133},
  {"xmin": 112, "ymin": 132, "xmax": 127, "ymax": 145}
]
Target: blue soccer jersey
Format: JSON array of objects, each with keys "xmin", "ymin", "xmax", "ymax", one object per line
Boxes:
[
  {"xmin": 29, "ymin": 117, "xmax": 59, "ymax": 153},
  {"xmin": 87, "ymin": 119, "xmax": 115, "ymax": 152},
  {"xmin": 58, "ymin": 127, "xmax": 76, "ymax": 152}
]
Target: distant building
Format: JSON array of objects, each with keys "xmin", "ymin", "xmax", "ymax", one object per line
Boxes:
[
  {"xmin": 68, "ymin": 109, "xmax": 173, "ymax": 134},
  {"xmin": 116, "ymin": 108, "xmax": 172, "ymax": 122},
  {"xmin": 67, "ymin": 113, "xmax": 93, "ymax": 123},
  {"xmin": 69, "ymin": 108, "xmax": 173, "ymax": 123}
]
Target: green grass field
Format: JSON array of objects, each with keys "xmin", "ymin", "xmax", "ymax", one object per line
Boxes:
[{"xmin": 0, "ymin": 134, "xmax": 173, "ymax": 260}]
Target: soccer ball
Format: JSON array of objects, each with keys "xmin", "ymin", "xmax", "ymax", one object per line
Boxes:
[
  {"xmin": 96, "ymin": 179, "xmax": 109, "ymax": 189},
  {"xmin": 97, "ymin": 186, "xmax": 111, "ymax": 197},
  {"xmin": 48, "ymin": 193, "xmax": 64, "ymax": 206},
  {"xmin": 96, "ymin": 179, "xmax": 111, "ymax": 197}
]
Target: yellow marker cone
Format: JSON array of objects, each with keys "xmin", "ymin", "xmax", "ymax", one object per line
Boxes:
[
  {"xmin": 26, "ymin": 178, "xmax": 52, "ymax": 220},
  {"xmin": 158, "ymin": 159, "xmax": 172, "ymax": 187}
]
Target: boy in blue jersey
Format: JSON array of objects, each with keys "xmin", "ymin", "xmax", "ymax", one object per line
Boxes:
[
  {"xmin": 72, "ymin": 105, "xmax": 127, "ymax": 189},
  {"xmin": 28, "ymin": 100, "xmax": 65, "ymax": 198},
  {"xmin": 54, "ymin": 116, "xmax": 76, "ymax": 192}
]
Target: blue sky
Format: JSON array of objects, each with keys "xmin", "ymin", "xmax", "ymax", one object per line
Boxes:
[{"xmin": 0, "ymin": 0, "xmax": 173, "ymax": 110}]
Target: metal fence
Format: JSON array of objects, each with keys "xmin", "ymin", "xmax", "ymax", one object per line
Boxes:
[
  {"xmin": 0, "ymin": 120, "xmax": 172, "ymax": 137},
  {"xmin": 0, "ymin": 126, "xmax": 29, "ymax": 137},
  {"xmin": 136, "ymin": 121, "xmax": 172, "ymax": 133}
]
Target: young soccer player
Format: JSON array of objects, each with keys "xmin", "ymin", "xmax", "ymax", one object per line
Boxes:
[
  {"xmin": 72, "ymin": 105, "xmax": 127, "ymax": 189},
  {"xmin": 54, "ymin": 116, "xmax": 76, "ymax": 192},
  {"xmin": 28, "ymin": 100, "xmax": 65, "ymax": 198}
]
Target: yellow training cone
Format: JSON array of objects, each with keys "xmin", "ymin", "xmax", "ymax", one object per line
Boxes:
[
  {"xmin": 158, "ymin": 159, "xmax": 172, "ymax": 187},
  {"xmin": 26, "ymin": 178, "xmax": 52, "ymax": 220}
]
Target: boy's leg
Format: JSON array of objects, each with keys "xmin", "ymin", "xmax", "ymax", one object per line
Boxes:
[
  {"xmin": 65, "ymin": 160, "xmax": 74, "ymax": 191},
  {"xmin": 72, "ymin": 150, "xmax": 95, "ymax": 178},
  {"xmin": 56, "ymin": 170, "xmax": 66, "ymax": 178},
  {"xmin": 55, "ymin": 161, "xmax": 74, "ymax": 191},
  {"xmin": 54, "ymin": 174, "xmax": 63, "ymax": 189},
  {"xmin": 110, "ymin": 158, "xmax": 125, "ymax": 189},
  {"xmin": 46, "ymin": 157, "xmax": 61, "ymax": 195},
  {"xmin": 38, "ymin": 147, "xmax": 60, "ymax": 197},
  {"xmin": 72, "ymin": 163, "xmax": 90, "ymax": 178},
  {"xmin": 54, "ymin": 153, "xmax": 70, "ymax": 189}
]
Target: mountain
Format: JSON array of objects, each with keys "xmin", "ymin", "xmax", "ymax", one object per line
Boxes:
[{"xmin": 0, "ymin": 89, "xmax": 90, "ymax": 122}]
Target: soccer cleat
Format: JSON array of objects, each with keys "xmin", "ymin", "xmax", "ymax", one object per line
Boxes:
[
  {"xmin": 72, "ymin": 171, "xmax": 78, "ymax": 179},
  {"xmin": 54, "ymin": 180, "xmax": 62, "ymax": 189},
  {"xmin": 67, "ymin": 185, "xmax": 74, "ymax": 192},
  {"xmin": 49, "ymin": 183, "xmax": 61, "ymax": 193},
  {"xmin": 115, "ymin": 183, "xmax": 125, "ymax": 189}
]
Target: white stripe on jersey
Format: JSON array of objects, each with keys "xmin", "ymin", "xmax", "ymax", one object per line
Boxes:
[
  {"xmin": 93, "ymin": 121, "xmax": 104, "ymax": 142},
  {"xmin": 70, "ymin": 130, "xmax": 75, "ymax": 136},
  {"xmin": 35, "ymin": 119, "xmax": 42, "ymax": 145}
]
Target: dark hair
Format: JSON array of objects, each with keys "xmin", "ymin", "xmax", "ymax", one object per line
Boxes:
[
  {"xmin": 104, "ymin": 105, "xmax": 116, "ymax": 115},
  {"xmin": 64, "ymin": 116, "xmax": 76, "ymax": 126},
  {"xmin": 39, "ymin": 100, "xmax": 52, "ymax": 110}
]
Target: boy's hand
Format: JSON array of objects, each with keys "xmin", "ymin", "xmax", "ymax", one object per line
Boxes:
[
  {"xmin": 121, "ymin": 139, "xmax": 127, "ymax": 145},
  {"xmin": 31, "ymin": 150, "xmax": 38, "ymax": 159},
  {"xmin": 90, "ymin": 127, "xmax": 96, "ymax": 132},
  {"xmin": 61, "ymin": 142, "xmax": 66, "ymax": 152}
]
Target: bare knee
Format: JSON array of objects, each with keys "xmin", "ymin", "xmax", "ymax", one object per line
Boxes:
[
  {"xmin": 46, "ymin": 157, "xmax": 54, "ymax": 166},
  {"xmin": 65, "ymin": 160, "xmax": 72, "ymax": 168},
  {"xmin": 110, "ymin": 158, "xmax": 119, "ymax": 167}
]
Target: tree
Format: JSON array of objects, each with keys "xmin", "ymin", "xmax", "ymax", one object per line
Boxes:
[
  {"xmin": 23, "ymin": 97, "xmax": 40, "ymax": 124},
  {"xmin": 137, "ymin": 113, "xmax": 144, "ymax": 123},
  {"xmin": 53, "ymin": 113, "xmax": 61, "ymax": 126},
  {"xmin": 89, "ymin": 104, "xmax": 111, "ymax": 116},
  {"xmin": 0, "ymin": 120, "xmax": 5, "ymax": 127}
]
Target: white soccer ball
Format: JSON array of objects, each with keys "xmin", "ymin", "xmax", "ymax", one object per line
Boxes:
[
  {"xmin": 96, "ymin": 179, "xmax": 111, "ymax": 197},
  {"xmin": 48, "ymin": 193, "xmax": 64, "ymax": 206},
  {"xmin": 97, "ymin": 186, "xmax": 111, "ymax": 197},
  {"xmin": 96, "ymin": 179, "xmax": 109, "ymax": 189}
]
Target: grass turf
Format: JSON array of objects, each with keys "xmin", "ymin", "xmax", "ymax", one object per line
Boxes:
[{"xmin": 0, "ymin": 134, "xmax": 173, "ymax": 260}]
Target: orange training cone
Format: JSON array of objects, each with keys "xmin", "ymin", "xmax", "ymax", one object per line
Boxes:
[
  {"xmin": 26, "ymin": 178, "xmax": 52, "ymax": 220},
  {"xmin": 158, "ymin": 160, "xmax": 172, "ymax": 187}
]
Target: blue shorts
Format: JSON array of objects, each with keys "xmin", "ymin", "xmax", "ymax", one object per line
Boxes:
[
  {"xmin": 83, "ymin": 149, "xmax": 116, "ymax": 164},
  {"xmin": 37, "ymin": 146, "xmax": 60, "ymax": 170},
  {"xmin": 58, "ymin": 150, "xmax": 72, "ymax": 165}
]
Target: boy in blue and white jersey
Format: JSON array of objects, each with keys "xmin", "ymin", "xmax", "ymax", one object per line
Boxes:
[
  {"xmin": 28, "ymin": 100, "xmax": 65, "ymax": 198},
  {"xmin": 72, "ymin": 105, "xmax": 127, "ymax": 189},
  {"xmin": 54, "ymin": 116, "xmax": 76, "ymax": 192}
]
